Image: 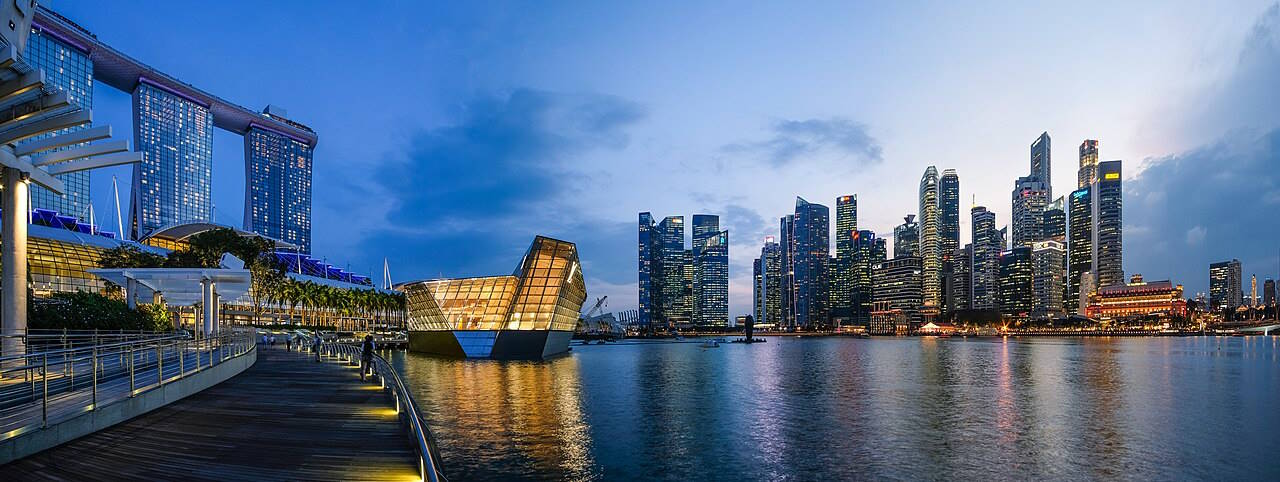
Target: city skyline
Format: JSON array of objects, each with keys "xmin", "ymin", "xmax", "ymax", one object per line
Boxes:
[{"xmin": 47, "ymin": 1, "xmax": 1280, "ymax": 317}]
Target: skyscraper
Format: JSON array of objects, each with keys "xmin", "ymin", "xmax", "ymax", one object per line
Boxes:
[
  {"xmin": 637, "ymin": 212, "xmax": 659, "ymax": 327},
  {"xmin": 793, "ymin": 197, "xmax": 830, "ymax": 329},
  {"xmin": 1043, "ymin": 197, "xmax": 1066, "ymax": 242},
  {"xmin": 919, "ymin": 166, "xmax": 942, "ymax": 308},
  {"xmin": 832, "ymin": 195, "xmax": 858, "ymax": 322},
  {"xmin": 131, "ymin": 81, "xmax": 215, "ymax": 240},
  {"xmin": 938, "ymin": 170, "xmax": 961, "ymax": 258},
  {"xmin": 1264, "ymin": 278, "xmax": 1276, "ymax": 308},
  {"xmin": 1067, "ymin": 187, "xmax": 1092, "ymax": 314},
  {"xmin": 852, "ymin": 230, "xmax": 883, "ymax": 325},
  {"xmin": 691, "ymin": 214, "xmax": 722, "ymax": 325},
  {"xmin": 244, "ymin": 107, "xmax": 314, "ymax": 253},
  {"xmin": 1031, "ymin": 132, "xmax": 1052, "ymax": 197},
  {"xmin": 657, "ymin": 216, "xmax": 687, "ymax": 325},
  {"xmin": 1093, "ymin": 160, "xmax": 1123, "ymax": 288},
  {"xmin": 949, "ymin": 245, "xmax": 973, "ymax": 312},
  {"xmin": 1209, "ymin": 259, "xmax": 1243, "ymax": 312},
  {"xmin": 872, "ymin": 256, "xmax": 923, "ymax": 324},
  {"xmin": 1031, "ymin": 240, "xmax": 1066, "ymax": 320},
  {"xmin": 894, "ymin": 215, "xmax": 919, "ymax": 258},
  {"xmin": 998, "ymin": 247, "xmax": 1033, "ymax": 318},
  {"xmin": 694, "ymin": 230, "xmax": 729, "ymax": 327},
  {"xmin": 23, "ymin": 28, "xmax": 93, "ymax": 220},
  {"xmin": 780, "ymin": 215, "xmax": 796, "ymax": 328},
  {"xmin": 755, "ymin": 237, "xmax": 783, "ymax": 326},
  {"xmin": 970, "ymin": 206, "xmax": 1001, "ymax": 310},
  {"xmin": 1250, "ymin": 274, "xmax": 1258, "ymax": 308},
  {"xmin": 1011, "ymin": 176, "xmax": 1051, "ymax": 247},
  {"xmin": 1078, "ymin": 139, "xmax": 1099, "ymax": 188}
]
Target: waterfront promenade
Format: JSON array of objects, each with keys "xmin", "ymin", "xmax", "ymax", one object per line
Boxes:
[{"xmin": 3, "ymin": 346, "xmax": 420, "ymax": 481}]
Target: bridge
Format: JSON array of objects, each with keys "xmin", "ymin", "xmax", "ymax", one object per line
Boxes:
[{"xmin": 0, "ymin": 331, "xmax": 447, "ymax": 481}]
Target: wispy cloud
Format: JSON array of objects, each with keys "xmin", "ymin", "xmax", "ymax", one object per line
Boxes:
[{"xmin": 723, "ymin": 117, "xmax": 883, "ymax": 167}]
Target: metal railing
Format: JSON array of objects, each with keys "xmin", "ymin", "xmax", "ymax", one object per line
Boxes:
[
  {"xmin": 1, "ymin": 328, "xmax": 178, "ymax": 355},
  {"xmin": 0, "ymin": 330, "xmax": 256, "ymax": 441},
  {"xmin": 321, "ymin": 342, "xmax": 447, "ymax": 482}
]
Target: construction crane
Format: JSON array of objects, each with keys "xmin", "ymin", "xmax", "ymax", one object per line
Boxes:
[{"xmin": 585, "ymin": 296, "xmax": 608, "ymax": 319}]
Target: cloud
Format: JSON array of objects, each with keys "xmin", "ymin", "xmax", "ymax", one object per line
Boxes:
[
  {"xmin": 1185, "ymin": 225, "xmax": 1207, "ymax": 246},
  {"xmin": 1179, "ymin": 4, "xmax": 1280, "ymax": 141},
  {"xmin": 352, "ymin": 89, "xmax": 645, "ymax": 290},
  {"xmin": 723, "ymin": 117, "xmax": 882, "ymax": 167}
]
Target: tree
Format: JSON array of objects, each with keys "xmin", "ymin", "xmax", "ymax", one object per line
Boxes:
[{"xmin": 98, "ymin": 245, "xmax": 166, "ymax": 269}]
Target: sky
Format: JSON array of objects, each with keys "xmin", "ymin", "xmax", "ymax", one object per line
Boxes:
[{"xmin": 51, "ymin": 0, "xmax": 1280, "ymax": 316}]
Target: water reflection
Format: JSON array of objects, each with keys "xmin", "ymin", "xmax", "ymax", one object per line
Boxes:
[{"xmin": 392, "ymin": 337, "xmax": 1280, "ymax": 481}]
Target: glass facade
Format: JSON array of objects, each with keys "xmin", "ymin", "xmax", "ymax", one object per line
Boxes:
[
  {"xmin": 938, "ymin": 170, "xmax": 960, "ymax": 260},
  {"xmin": 970, "ymin": 206, "xmax": 1000, "ymax": 310},
  {"xmin": 131, "ymin": 82, "xmax": 214, "ymax": 240},
  {"xmin": 21, "ymin": 30, "xmax": 93, "ymax": 220},
  {"xmin": 403, "ymin": 236, "xmax": 586, "ymax": 333},
  {"xmin": 793, "ymin": 197, "xmax": 829, "ymax": 328},
  {"xmin": 245, "ymin": 126, "xmax": 313, "ymax": 253},
  {"xmin": 831, "ymin": 195, "xmax": 857, "ymax": 321},
  {"xmin": 1011, "ymin": 176, "xmax": 1051, "ymax": 247},
  {"xmin": 872, "ymin": 256, "xmax": 923, "ymax": 323},
  {"xmin": 918, "ymin": 166, "xmax": 941, "ymax": 308},
  {"xmin": 637, "ymin": 212, "xmax": 657, "ymax": 327},
  {"xmin": 894, "ymin": 216, "xmax": 919, "ymax": 258},
  {"xmin": 1093, "ymin": 160, "xmax": 1123, "ymax": 288},
  {"xmin": 693, "ymin": 230, "xmax": 728, "ymax": 327},
  {"xmin": 998, "ymin": 247, "xmax": 1033, "ymax": 317},
  {"xmin": 1031, "ymin": 132, "xmax": 1051, "ymax": 197}
]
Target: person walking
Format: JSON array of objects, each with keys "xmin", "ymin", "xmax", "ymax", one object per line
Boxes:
[
  {"xmin": 313, "ymin": 332, "xmax": 323, "ymax": 362},
  {"xmin": 360, "ymin": 335, "xmax": 376, "ymax": 381},
  {"xmin": 285, "ymin": 334, "xmax": 292, "ymax": 352}
]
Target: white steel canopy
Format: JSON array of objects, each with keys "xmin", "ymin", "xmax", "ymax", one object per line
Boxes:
[{"xmin": 89, "ymin": 268, "xmax": 251, "ymax": 335}]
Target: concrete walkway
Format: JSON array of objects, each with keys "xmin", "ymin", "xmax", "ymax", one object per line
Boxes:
[{"xmin": 2, "ymin": 346, "xmax": 420, "ymax": 481}]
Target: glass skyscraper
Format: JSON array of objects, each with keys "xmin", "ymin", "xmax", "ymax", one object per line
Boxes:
[
  {"xmin": 244, "ymin": 113, "xmax": 314, "ymax": 253},
  {"xmin": 918, "ymin": 166, "xmax": 941, "ymax": 308},
  {"xmin": 131, "ymin": 81, "xmax": 214, "ymax": 239},
  {"xmin": 970, "ymin": 206, "xmax": 1000, "ymax": 310},
  {"xmin": 1011, "ymin": 176, "xmax": 1051, "ymax": 246},
  {"xmin": 938, "ymin": 170, "xmax": 960, "ymax": 259},
  {"xmin": 852, "ymin": 229, "xmax": 883, "ymax": 325},
  {"xmin": 753, "ymin": 237, "xmax": 782, "ymax": 326},
  {"xmin": 1067, "ymin": 187, "xmax": 1093, "ymax": 313},
  {"xmin": 1208, "ymin": 259, "xmax": 1242, "ymax": 311},
  {"xmin": 694, "ymin": 230, "xmax": 729, "ymax": 327},
  {"xmin": 657, "ymin": 216, "xmax": 688, "ymax": 325},
  {"xmin": 894, "ymin": 215, "xmax": 919, "ymax": 258},
  {"xmin": 1078, "ymin": 139, "xmax": 1099, "ymax": 188},
  {"xmin": 1031, "ymin": 132, "xmax": 1051, "ymax": 197},
  {"xmin": 780, "ymin": 214, "xmax": 796, "ymax": 328},
  {"xmin": 637, "ymin": 212, "xmax": 658, "ymax": 327},
  {"xmin": 831, "ymin": 195, "xmax": 858, "ymax": 322},
  {"xmin": 793, "ymin": 197, "xmax": 829, "ymax": 328},
  {"xmin": 22, "ymin": 30, "xmax": 93, "ymax": 220},
  {"xmin": 1093, "ymin": 160, "xmax": 1123, "ymax": 288},
  {"xmin": 998, "ymin": 246, "xmax": 1033, "ymax": 317}
]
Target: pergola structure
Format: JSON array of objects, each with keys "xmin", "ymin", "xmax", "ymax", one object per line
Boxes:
[
  {"xmin": 0, "ymin": 2, "xmax": 142, "ymax": 356},
  {"xmin": 89, "ymin": 268, "xmax": 252, "ymax": 337}
]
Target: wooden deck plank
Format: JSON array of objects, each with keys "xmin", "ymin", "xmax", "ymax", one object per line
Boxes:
[{"xmin": 2, "ymin": 346, "xmax": 420, "ymax": 481}]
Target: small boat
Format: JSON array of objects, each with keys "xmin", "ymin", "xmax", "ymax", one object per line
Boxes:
[
  {"xmin": 857, "ymin": 333, "xmax": 871, "ymax": 339},
  {"xmin": 700, "ymin": 340, "xmax": 720, "ymax": 348}
]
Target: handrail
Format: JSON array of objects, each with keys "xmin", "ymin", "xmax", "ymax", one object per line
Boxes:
[
  {"xmin": 0, "ymin": 330, "xmax": 256, "ymax": 442},
  {"xmin": 322, "ymin": 342, "xmax": 447, "ymax": 482}
]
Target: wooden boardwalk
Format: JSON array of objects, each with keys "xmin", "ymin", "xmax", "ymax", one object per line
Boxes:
[{"xmin": 2, "ymin": 346, "xmax": 420, "ymax": 481}]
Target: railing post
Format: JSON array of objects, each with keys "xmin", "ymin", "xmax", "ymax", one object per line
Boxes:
[
  {"xmin": 41, "ymin": 353, "xmax": 48, "ymax": 428},
  {"xmin": 92, "ymin": 345, "xmax": 98, "ymax": 409},
  {"xmin": 129, "ymin": 345, "xmax": 135, "ymax": 397},
  {"xmin": 179, "ymin": 340, "xmax": 185, "ymax": 376},
  {"xmin": 157, "ymin": 344, "xmax": 164, "ymax": 386}
]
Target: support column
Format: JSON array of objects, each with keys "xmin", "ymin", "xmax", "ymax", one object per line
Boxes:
[
  {"xmin": 202, "ymin": 278, "xmax": 215, "ymax": 337},
  {"xmin": 2, "ymin": 167, "xmax": 29, "ymax": 358},
  {"xmin": 126, "ymin": 278, "xmax": 138, "ymax": 309}
]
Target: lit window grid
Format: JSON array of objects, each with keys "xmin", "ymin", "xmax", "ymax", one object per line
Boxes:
[
  {"xmin": 22, "ymin": 32, "xmax": 93, "ymax": 220},
  {"xmin": 131, "ymin": 84, "xmax": 213, "ymax": 239},
  {"xmin": 246, "ymin": 128, "xmax": 313, "ymax": 253},
  {"xmin": 3, "ymin": 237, "xmax": 108, "ymax": 295}
]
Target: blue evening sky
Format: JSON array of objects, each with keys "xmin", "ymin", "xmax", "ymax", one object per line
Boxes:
[{"xmin": 51, "ymin": 0, "xmax": 1280, "ymax": 316}]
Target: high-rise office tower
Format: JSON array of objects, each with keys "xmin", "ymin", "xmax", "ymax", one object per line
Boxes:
[
  {"xmin": 1078, "ymin": 139, "xmax": 1099, "ymax": 188},
  {"xmin": 1209, "ymin": 259, "xmax": 1243, "ymax": 311},
  {"xmin": 1011, "ymin": 176, "xmax": 1051, "ymax": 247},
  {"xmin": 756, "ymin": 237, "xmax": 783, "ymax": 325},
  {"xmin": 694, "ymin": 230, "xmax": 729, "ymax": 327},
  {"xmin": 753, "ymin": 258, "xmax": 764, "ymax": 324},
  {"xmin": 970, "ymin": 206, "xmax": 1001, "ymax": 310},
  {"xmin": 638, "ymin": 212, "xmax": 659, "ymax": 327},
  {"xmin": 131, "ymin": 81, "xmax": 215, "ymax": 240},
  {"xmin": 1264, "ymin": 278, "xmax": 1276, "ymax": 307},
  {"xmin": 894, "ymin": 215, "xmax": 919, "ymax": 258},
  {"xmin": 244, "ymin": 106, "xmax": 314, "ymax": 253},
  {"xmin": 851, "ymin": 230, "xmax": 882, "ymax": 325},
  {"xmin": 919, "ymin": 167, "xmax": 941, "ymax": 307},
  {"xmin": 691, "ymin": 214, "xmax": 721, "ymax": 325},
  {"xmin": 657, "ymin": 216, "xmax": 687, "ymax": 324},
  {"xmin": 780, "ymin": 215, "xmax": 796, "ymax": 328},
  {"xmin": 793, "ymin": 197, "xmax": 830, "ymax": 328},
  {"xmin": 999, "ymin": 247, "xmax": 1033, "ymax": 317},
  {"xmin": 681, "ymin": 249, "xmax": 694, "ymax": 323},
  {"xmin": 1067, "ymin": 187, "xmax": 1092, "ymax": 314},
  {"xmin": 872, "ymin": 256, "xmax": 923, "ymax": 324},
  {"xmin": 1031, "ymin": 241, "xmax": 1065, "ymax": 320},
  {"xmin": 938, "ymin": 170, "xmax": 961, "ymax": 255},
  {"xmin": 23, "ymin": 28, "xmax": 92, "ymax": 220},
  {"xmin": 832, "ymin": 195, "xmax": 858, "ymax": 322},
  {"xmin": 949, "ymin": 245, "xmax": 973, "ymax": 312},
  {"xmin": 1043, "ymin": 197, "xmax": 1066, "ymax": 242},
  {"xmin": 1031, "ymin": 132, "xmax": 1052, "ymax": 197},
  {"xmin": 1093, "ymin": 160, "xmax": 1123, "ymax": 288}
]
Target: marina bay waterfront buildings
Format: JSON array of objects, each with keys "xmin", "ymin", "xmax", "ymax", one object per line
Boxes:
[
  {"xmin": 31, "ymin": 7, "xmax": 318, "ymax": 248},
  {"xmin": 1209, "ymin": 259, "xmax": 1243, "ymax": 311},
  {"xmin": 22, "ymin": 27, "xmax": 93, "ymax": 219},
  {"xmin": 970, "ymin": 206, "xmax": 1001, "ymax": 311},
  {"xmin": 637, "ymin": 212, "xmax": 729, "ymax": 329},
  {"xmin": 793, "ymin": 198, "xmax": 830, "ymax": 329},
  {"xmin": 894, "ymin": 215, "xmax": 919, "ymax": 258},
  {"xmin": 918, "ymin": 167, "xmax": 942, "ymax": 309}
]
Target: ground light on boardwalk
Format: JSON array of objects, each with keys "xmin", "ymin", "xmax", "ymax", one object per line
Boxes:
[{"xmin": 2, "ymin": 346, "xmax": 421, "ymax": 481}]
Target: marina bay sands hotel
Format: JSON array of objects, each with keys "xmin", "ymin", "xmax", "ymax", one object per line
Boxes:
[{"xmin": 28, "ymin": 6, "xmax": 318, "ymax": 252}]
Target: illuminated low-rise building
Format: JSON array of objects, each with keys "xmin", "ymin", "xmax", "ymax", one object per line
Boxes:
[
  {"xmin": 1086, "ymin": 275, "xmax": 1187, "ymax": 321},
  {"xmin": 399, "ymin": 236, "xmax": 586, "ymax": 359}
]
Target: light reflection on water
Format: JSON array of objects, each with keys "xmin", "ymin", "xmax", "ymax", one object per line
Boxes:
[{"xmin": 391, "ymin": 336, "xmax": 1280, "ymax": 481}]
